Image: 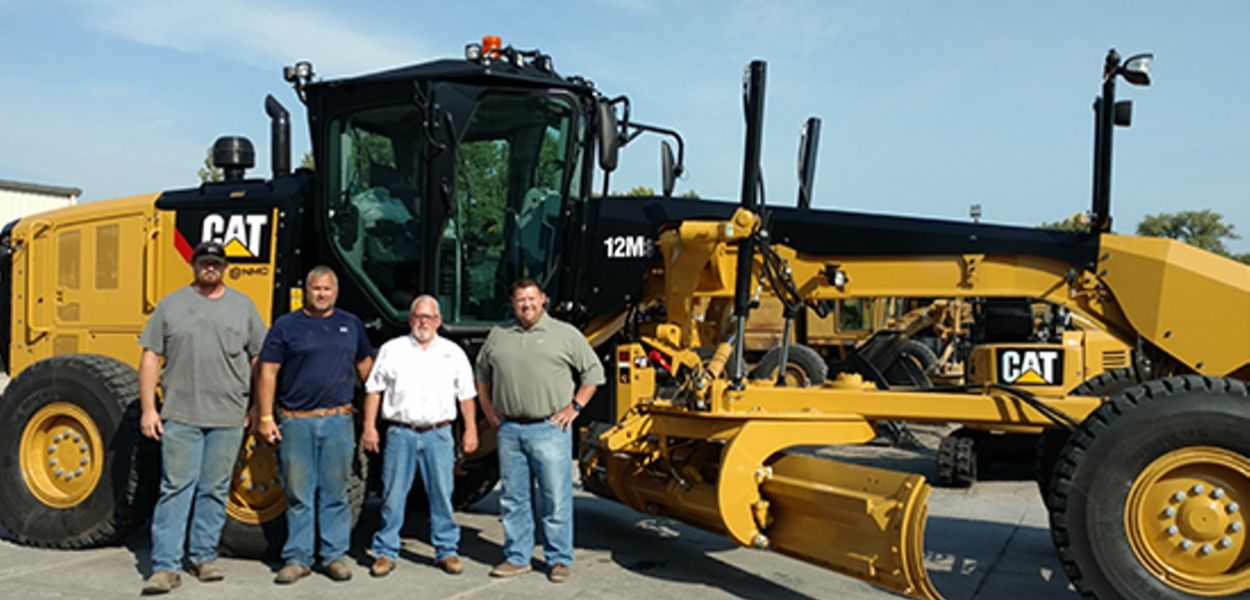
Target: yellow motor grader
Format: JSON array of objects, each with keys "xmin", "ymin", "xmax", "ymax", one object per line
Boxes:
[
  {"xmin": 2, "ymin": 38, "xmax": 1247, "ymax": 599},
  {"xmin": 580, "ymin": 56, "xmax": 1250, "ymax": 599}
]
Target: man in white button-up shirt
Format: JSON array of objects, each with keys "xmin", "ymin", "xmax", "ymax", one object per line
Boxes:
[{"xmin": 361, "ymin": 295, "xmax": 478, "ymax": 577}]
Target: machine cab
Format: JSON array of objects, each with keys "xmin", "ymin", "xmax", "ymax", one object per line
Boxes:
[{"xmin": 302, "ymin": 43, "xmax": 594, "ymax": 333}]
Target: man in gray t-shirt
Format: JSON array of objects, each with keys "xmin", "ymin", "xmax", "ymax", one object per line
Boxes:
[{"xmin": 138, "ymin": 240, "xmax": 266, "ymax": 595}]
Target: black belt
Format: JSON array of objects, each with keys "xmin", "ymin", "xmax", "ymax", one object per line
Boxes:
[
  {"xmin": 503, "ymin": 415, "xmax": 550, "ymax": 424},
  {"xmin": 387, "ymin": 419, "xmax": 452, "ymax": 432}
]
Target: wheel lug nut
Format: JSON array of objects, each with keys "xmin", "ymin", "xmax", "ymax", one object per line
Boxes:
[
  {"xmin": 1181, "ymin": 539, "xmax": 1194, "ymax": 550},
  {"xmin": 47, "ymin": 445, "xmax": 56, "ymax": 454},
  {"xmin": 1173, "ymin": 491, "xmax": 1187, "ymax": 502},
  {"xmin": 79, "ymin": 444, "xmax": 88, "ymax": 453},
  {"xmin": 80, "ymin": 457, "xmax": 88, "ymax": 466},
  {"xmin": 1231, "ymin": 522, "xmax": 1244, "ymax": 533},
  {"xmin": 1166, "ymin": 525, "xmax": 1179, "ymax": 536},
  {"xmin": 1213, "ymin": 488, "xmax": 1226, "ymax": 499},
  {"xmin": 1229, "ymin": 502, "xmax": 1241, "ymax": 514},
  {"xmin": 1200, "ymin": 543, "xmax": 1214, "ymax": 555},
  {"xmin": 1163, "ymin": 507, "xmax": 1177, "ymax": 518},
  {"xmin": 1193, "ymin": 484, "xmax": 1206, "ymax": 495},
  {"xmin": 73, "ymin": 468, "xmax": 82, "ymax": 477},
  {"xmin": 48, "ymin": 458, "xmax": 58, "ymax": 466},
  {"xmin": 53, "ymin": 434, "xmax": 63, "ymax": 443},
  {"xmin": 54, "ymin": 468, "xmax": 63, "ymax": 476},
  {"xmin": 1220, "ymin": 537, "xmax": 1234, "ymax": 549}
]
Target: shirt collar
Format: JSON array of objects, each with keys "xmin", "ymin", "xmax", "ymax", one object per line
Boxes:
[{"xmin": 511, "ymin": 312, "xmax": 549, "ymax": 332}]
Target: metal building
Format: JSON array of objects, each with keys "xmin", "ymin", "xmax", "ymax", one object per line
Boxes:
[{"xmin": 0, "ymin": 179, "xmax": 82, "ymax": 227}]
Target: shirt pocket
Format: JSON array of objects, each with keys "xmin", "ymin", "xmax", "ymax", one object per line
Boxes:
[{"xmin": 217, "ymin": 324, "xmax": 247, "ymax": 357}]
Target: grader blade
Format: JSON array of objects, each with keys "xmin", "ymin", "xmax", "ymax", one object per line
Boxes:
[{"xmin": 759, "ymin": 454, "xmax": 941, "ymax": 600}]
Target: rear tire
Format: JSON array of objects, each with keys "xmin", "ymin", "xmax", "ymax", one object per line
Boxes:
[
  {"xmin": 937, "ymin": 429, "xmax": 978, "ymax": 488},
  {"xmin": 219, "ymin": 445, "xmax": 369, "ymax": 558},
  {"xmin": 1037, "ymin": 367, "xmax": 1143, "ymax": 504},
  {"xmin": 0, "ymin": 355, "xmax": 158, "ymax": 548},
  {"xmin": 1049, "ymin": 376, "xmax": 1250, "ymax": 599},
  {"xmin": 749, "ymin": 344, "xmax": 827, "ymax": 387}
]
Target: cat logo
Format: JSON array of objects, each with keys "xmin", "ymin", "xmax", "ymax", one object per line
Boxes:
[
  {"xmin": 202, "ymin": 213, "xmax": 268, "ymax": 260},
  {"xmin": 997, "ymin": 348, "xmax": 1063, "ymax": 386},
  {"xmin": 175, "ymin": 209, "xmax": 272, "ymax": 264}
]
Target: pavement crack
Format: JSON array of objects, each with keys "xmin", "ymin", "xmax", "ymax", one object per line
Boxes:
[{"xmin": 968, "ymin": 510, "xmax": 1028, "ymax": 600}]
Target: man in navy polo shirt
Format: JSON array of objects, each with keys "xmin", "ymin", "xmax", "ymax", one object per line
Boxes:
[{"xmin": 255, "ymin": 266, "xmax": 373, "ymax": 584}]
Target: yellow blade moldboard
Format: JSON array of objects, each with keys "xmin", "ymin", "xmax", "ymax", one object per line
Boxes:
[{"xmin": 760, "ymin": 454, "xmax": 941, "ymax": 600}]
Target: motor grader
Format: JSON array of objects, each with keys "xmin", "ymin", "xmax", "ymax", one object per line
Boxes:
[{"xmin": 1, "ymin": 38, "xmax": 1248, "ymax": 599}]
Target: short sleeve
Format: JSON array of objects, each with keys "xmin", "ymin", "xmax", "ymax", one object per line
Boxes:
[
  {"xmin": 138, "ymin": 301, "xmax": 167, "ymax": 355},
  {"xmin": 258, "ymin": 318, "xmax": 287, "ymax": 364},
  {"xmin": 453, "ymin": 346, "xmax": 476, "ymax": 401},
  {"xmin": 474, "ymin": 330, "xmax": 496, "ymax": 383},
  {"xmin": 245, "ymin": 302, "xmax": 267, "ymax": 356},
  {"xmin": 353, "ymin": 316, "xmax": 373, "ymax": 361},
  {"xmin": 569, "ymin": 329, "xmax": 605, "ymax": 386},
  {"xmin": 364, "ymin": 343, "xmax": 390, "ymax": 394}
]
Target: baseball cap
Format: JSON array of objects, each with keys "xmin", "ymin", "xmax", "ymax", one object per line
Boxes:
[{"xmin": 192, "ymin": 240, "xmax": 228, "ymax": 264}]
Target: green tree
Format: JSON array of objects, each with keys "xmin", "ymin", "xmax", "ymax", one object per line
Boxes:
[
  {"xmin": 300, "ymin": 150, "xmax": 314, "ymax": 170},
  {"xmin": 681, "ymin": 189, "xmax": 701, "ymax": 199},
  {"xmin": 197, "ymin": 148, "xmax": 222, "ymax": 183},
  {"xmin": 1039, "ymin": 212, "xmax": 1089, "ymax": 233},
  {"xmin": 1136, "ymin": 210, "xmax": 1240, "ymax": 256},
  {"xmin": 625, "ymin": 185, "xmax": 656, "ymax": 196}
]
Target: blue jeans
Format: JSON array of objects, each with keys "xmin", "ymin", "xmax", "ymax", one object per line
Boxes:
[
  {"xmin": 149, "ymin": 420, "xmax": 245, "ymax": 573},
  {"xmin": 278, "ymin": 412, "xmax": 354, "ymax": 566},
  {"xmin": 497, "ymin": 420, "xmax": 573, "ymax": 566},
  {"xmin": 371, "ymin": 425, "xmax": 460, "ymax": 561}
]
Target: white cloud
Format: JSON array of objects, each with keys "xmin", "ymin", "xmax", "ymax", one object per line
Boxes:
[{"xmin": 81, "ymin": 0, "xmax": 430, "ymax": 77}]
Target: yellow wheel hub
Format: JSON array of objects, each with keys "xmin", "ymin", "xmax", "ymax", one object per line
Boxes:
[
  {"xmin": 1126, "ymin": 446, "xmax": 1250, "ymax": 596},
  {"xmin": 226, "ymin": 433, "xmax": 286, "ymax": 525},
  {"xmin": 19, "ymin": 402, "xmax": 105, "ymax": 509}
]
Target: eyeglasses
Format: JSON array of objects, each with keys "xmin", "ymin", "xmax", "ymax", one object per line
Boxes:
[
  {"xmin": 412, "ymin": 314, "xmax": 438, "ymax": 322},
  {"xmin": 195, "ymin": 261, "xmax": 226, "ymax": 270}
]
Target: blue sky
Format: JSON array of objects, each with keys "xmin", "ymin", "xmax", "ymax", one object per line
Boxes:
[{"xmin": 3, "ymin": 1, "xmax": 1248, "ymax": 252}]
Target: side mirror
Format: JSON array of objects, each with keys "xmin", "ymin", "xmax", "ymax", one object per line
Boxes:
[
  {"xmin": 661, "ymin": 141, "xmax": 676, "ymax": 197},
  {"xmin": 597, "ymin": 101, "xmax": 619, "ymax": 172}
]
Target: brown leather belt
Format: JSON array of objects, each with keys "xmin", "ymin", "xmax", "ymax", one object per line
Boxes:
[
  {"xmin": 279, "ymin": 405, "xmax": 355, "ymax": 419},
  {"xmin": 387, "ymin": 419, "xmax": 453, "ymax": 433}
]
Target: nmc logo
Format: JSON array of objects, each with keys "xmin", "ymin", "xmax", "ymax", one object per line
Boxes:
[
  {"xmin": 175, "ymin": 209, "xmax": 273, "ymax": 264},
  {"xmin": 997, "ymin": 348, "xmax": 1063, "ymax": 386}
]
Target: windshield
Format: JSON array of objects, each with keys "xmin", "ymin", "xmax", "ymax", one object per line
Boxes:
[
  {"xmin": 439, "ymin": 92, "xmax": 580, "ymax": 325},
  {"xmin": 326, "ymin": 104, "xmax": 425, "ymax": 315}
]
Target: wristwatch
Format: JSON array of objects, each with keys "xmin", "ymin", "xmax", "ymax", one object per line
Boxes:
[{"xmin": 571, "ymin": 401, "xmax": 583, "ymax": 413}]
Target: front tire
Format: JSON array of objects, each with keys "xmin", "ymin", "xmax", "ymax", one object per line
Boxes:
[
  {"xmin": 0, "ymin": 355, "xmax": 158, "ymax": 548},
  {"xmin": 1049, "ymin": 376, "xmax": 1250, "ymax": 598}
]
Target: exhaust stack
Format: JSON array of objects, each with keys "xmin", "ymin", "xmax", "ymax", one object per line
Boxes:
[{"xmin": 265, "ymin": 95, "xmax": 291, "ymax": 178}]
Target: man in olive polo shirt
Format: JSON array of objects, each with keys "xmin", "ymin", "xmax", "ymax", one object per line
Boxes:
[{"xmin": 476, "ymin": 278, "xmax": 603, "ymax": 583}]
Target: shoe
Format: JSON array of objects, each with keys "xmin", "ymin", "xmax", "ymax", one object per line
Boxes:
[
  {"xmin": 325, "ymin": 558, "xmax": 353, "ymax": 582},
  {"xmin": 190, "ymin": 560, "xmax": 224, "ymax": 582},
  {"xmin": 370, "ymin": 556, "xmax": 396, "ymax": 578},
  {"xmin": 548, "ymin": 563, "xmax": 570, "ymax": 583},
  {"xmin": 489, "ymin": 561, "xmax": 532, "ymax": 578},
  {"xmin": 273, "ymin": 562, "xmax": 311, "ymax": 584},
  {"xmin": 140, "ymin": 571, "xmax": 182, "ymax": 595},
  {"xmin": 437, "ymin": 556, "xmax": 463, "ymax": 575}
]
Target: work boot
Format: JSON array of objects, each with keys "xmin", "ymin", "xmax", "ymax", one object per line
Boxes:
[
  {"xmin": 189, "ymin": 560, "xmax": 224, "ymax": 582},
  {"xmin": 273, "ymin": 562, "xmax": 311, "ymax": 584},
  {"xmin": 489, "ymin": 561, "xmax": 532, "ymax": 578},
  {"xmin": 548, "ymin": 563, "xmax": 570, "ymax": 583},
  {"xmin": 325, "ymin": 558, "xmax": 353, "ymax": 581},
  {"xmin": 370, "ymin": 556, "xmax": 396, "ymax": 577},
  {"xmin": 140, "ymin": 571, "xmax": 182, "ymax": 595},
  {"xmin": 437, "ymin": 556, "xmax": 463, "ymax": 575}
]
